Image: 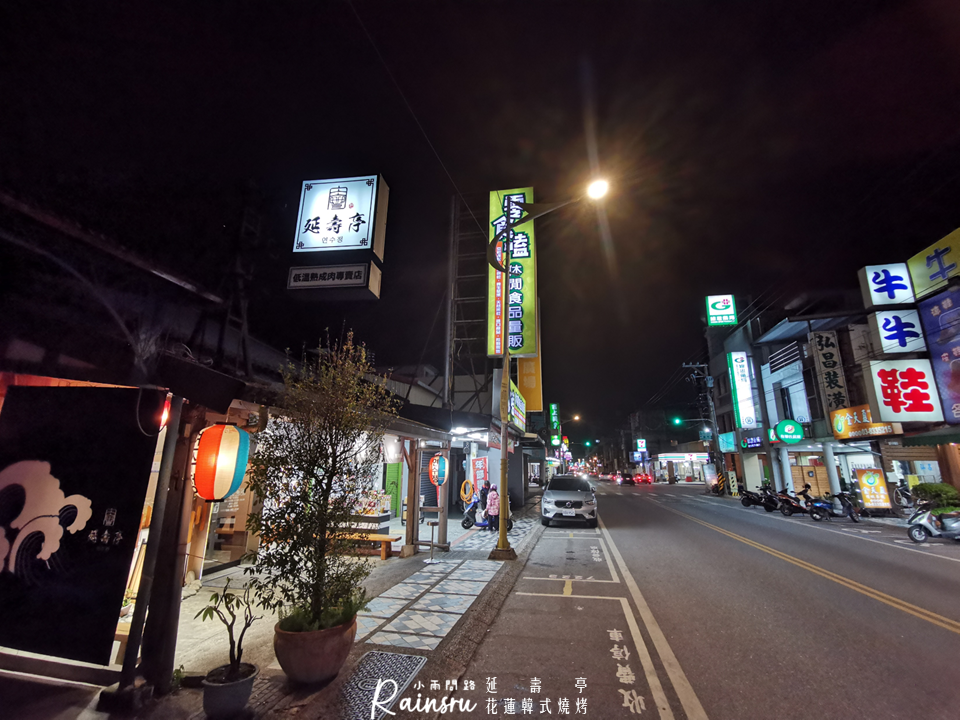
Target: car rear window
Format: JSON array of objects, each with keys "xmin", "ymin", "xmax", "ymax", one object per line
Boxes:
[{"xmin": 548, "ymin": 477, "xmax": 591, "ymax": 492}]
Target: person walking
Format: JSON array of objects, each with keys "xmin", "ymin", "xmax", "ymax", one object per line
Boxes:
[
  {"xmin": 486, "ymin": 485, "xmax": 500, "ymax": 533},
  {"xmin": 479, "ymin": 479, "xmax": 491, "ymax": 523}
]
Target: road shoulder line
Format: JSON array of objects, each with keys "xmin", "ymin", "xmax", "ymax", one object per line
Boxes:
[{"xmin": 600, "ymin": 518, "xmax": 709, "ymax": 720}]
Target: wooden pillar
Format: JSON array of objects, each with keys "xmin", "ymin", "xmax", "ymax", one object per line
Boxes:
[{"xmin": 401, "ymin": 438, "xmax": 420, "ymax": 558}]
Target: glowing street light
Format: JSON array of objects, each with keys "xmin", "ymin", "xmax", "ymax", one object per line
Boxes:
[
  {"xmin": 487, "ymin": 182, "xmax": 609, "ymax": 561},
  {"xmin": 587, "ymin": 179, "xmax": 609, "ymax": 199}
]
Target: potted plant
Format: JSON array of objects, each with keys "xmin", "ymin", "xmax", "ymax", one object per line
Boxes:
[
  {"xmin": 246, "ymin": 333, "xmax": 398, "ymax": 685},
  {"xmin": 195, "ymin": 579, "xmax": 261, "ymax": 718}
]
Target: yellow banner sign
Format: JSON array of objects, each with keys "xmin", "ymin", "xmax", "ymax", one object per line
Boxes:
[
  {"xmin": 830, "ymin": 404, "xmax": 900, "ymax": 440},
  {"xmin": 855, "ymin": 468, "xmax": 891, "ymax": 509},
  {"xmin": 907, "ymin": 227, "xmax": 960, "ymax": 299}
]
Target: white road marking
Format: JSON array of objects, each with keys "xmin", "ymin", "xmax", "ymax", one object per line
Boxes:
[
  {"xmin": 600, "ymin": 519, "xmax": 708, "ymax": 720},
  {"xmin": 515, "ymin": 592, "xmax": 675, "ymax": 720}
]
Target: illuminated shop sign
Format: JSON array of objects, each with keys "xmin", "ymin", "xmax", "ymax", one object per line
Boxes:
[
  {"xmin": 858, "ymin": 263, "xmax": 915, "ymax": 307},
  {"xmin": 549, "ymin": 403, "xmax": 561, "ymax": 446},
  {"xmin": 907, "ymin": 228, "xmax": 960, "ymax": 300},
  {"xmin": 706, "ymin": 295, "xmax": 737, "ymax": 326},
  {"xmin": 292, "ymin": 175, "xmax": 388, "ymax": 259},
  {"xmin": 487, "ymin": 188, "xmax": 538, "ymax": 357},
  {"xmin": 864, "ymin": 359, "xmax": 944, "ymax": 423},
  {"xmin": 918, "ymin": 286, "xmax": 960, "ymax": 425},
  {"xmin": 830, "ymin": 405, "xmax": 900, "ymax": 440},
  {"xmin": 727, "ymin": 352, "xmax": 756, "ymax": 428}
]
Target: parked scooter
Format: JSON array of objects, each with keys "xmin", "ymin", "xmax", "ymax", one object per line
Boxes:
[
  {"xmin": 758, "ymin": 485, "xmax": 780, "ymax": 513},
  {"xmin": 461, "ymin": 492, "xmax": 514, "ymax": 531},
  {"xmin": 740, "ymin": 488, "xmax": 764, "ymax": 508},
  {"xmin": 809, "ymin": 490, "xmax": 861, "ymax": 523},
  {"xmin": 906, "ymin": 500, "xmax": 960, "ymax": 543},
  {"xmin": 777, "ymin": 487, "xmax": 810, "ymax": 517}
]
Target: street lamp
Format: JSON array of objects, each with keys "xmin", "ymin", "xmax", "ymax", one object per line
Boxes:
[{"xmin": 488, "ymin": 183, "xmax": 607, "ymax": 560}]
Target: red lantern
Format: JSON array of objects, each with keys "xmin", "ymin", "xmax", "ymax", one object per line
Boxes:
[{"xmin": 194, "ymin": 424, "xmax": 251, "ymax": 501}]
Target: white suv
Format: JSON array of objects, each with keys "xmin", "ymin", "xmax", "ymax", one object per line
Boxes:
[{"xmin": 541, "ymin": 475, "xmax": 598, "ymax": 528}]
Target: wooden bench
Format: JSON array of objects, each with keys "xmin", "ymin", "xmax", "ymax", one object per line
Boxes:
[{"xmin": 341, "ymin": 533, "xmax": 401, "ymax": 561}]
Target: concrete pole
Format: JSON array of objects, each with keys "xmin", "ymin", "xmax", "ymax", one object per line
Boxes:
[
  {"xmin": 779, "ymin": 446, "xmax": 794, "ymax": 493},
  {"xmin": 823, "ymin": 441, "xmax": 842, "ymax": 495}
]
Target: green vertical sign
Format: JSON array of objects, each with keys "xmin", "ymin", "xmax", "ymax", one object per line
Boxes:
[
  {"xmin": 487, "ymin": 188, "xmax": 538, "ymax": 357},
  {"xmin": 549, "ymin": 403, "xmax": 562, "ymax": 446}
]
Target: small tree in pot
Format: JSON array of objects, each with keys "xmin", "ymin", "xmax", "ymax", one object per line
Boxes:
[
  {"xmin": 245, "ymin": 333, "xmax": 398, "ymax": 684},
  {"xmin": 195, "ymin": 579, "xmax": 261, "ymax": 718}
]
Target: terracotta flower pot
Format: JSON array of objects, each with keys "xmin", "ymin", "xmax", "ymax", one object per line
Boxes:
[
  {"xmin": 273, "ymin": 617, "xmax": 357, "ymax": 685},
  {"xmin": 202, "ymin": 662, "xmax": 258, "ymax": 719}
]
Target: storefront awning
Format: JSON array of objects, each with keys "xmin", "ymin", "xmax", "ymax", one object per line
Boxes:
[
  {"xmin": 753, "ymin": 313, "xmax": 865, "ymax": 345},
  {"xmin": 902, "ymin": 426, "xmax": 960, "ymax": 447}
]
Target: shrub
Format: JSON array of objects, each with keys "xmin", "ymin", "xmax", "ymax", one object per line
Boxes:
[
  {"xmin": 245, "ymin": 333, "xmax": 398, "ymax": 631},
  {"xmin": 913, "ymin": 482, "xmax": 960, "ymax": 508}
]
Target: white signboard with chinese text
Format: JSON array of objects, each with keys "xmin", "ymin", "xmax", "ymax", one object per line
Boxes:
[
  {"xmin": 286, "ymin": 262, "xmax": 381, "ymax": 298},
  {"xmin": 869, "ymin": 309, "xmax": 926, "ymax": 354},
  {"xmin": 293, "ymin": 175, "xmax": 388, "ymax": 259},
  {"xmin": 858, "ymin": 264, "xmax": 916, "ymax": 307},
  {"xmin": 864, "ymin": 359, "xmax": 944, "ymax": 423},
  {"xmin": 727, "ymin": 352, "xmax": 756, "ymax": 428},
  {"xmin": 809, "ymin": 331, "xmax": 849, "ymax": 415},
  {"xmin": 636, "ymin": 439, "xmax": 646, "ymax": 452}
]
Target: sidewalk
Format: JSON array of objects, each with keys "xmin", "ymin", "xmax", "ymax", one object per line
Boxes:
[{"xmin": 131, "ymin": 489, "xmax": 546, "ymax": 719}]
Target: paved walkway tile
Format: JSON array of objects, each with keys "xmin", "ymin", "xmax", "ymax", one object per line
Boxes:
[
  {"xmin": 459, "ymin": 559, "xmax": 504, "ymax": 569},
  {"xmin": 405, "ymin": 571, "xmax": 447, "ymax": 584},
  {"xmin": 412, "ymin": 592, "xmax": 477, "ymax": 614},
  {"xmin": 362, "ymin": 597, "xmax": 408, "ymax": 618},
  {"xmin": 418, "ymin": 561, "xmax": 461, "ymax": 573},
  {"xmin": 432, "ymin": 579, "xmax": 487, "ymax": 595},
  {"xmin": 383, "ymin": 610, "xmax": 461, "ymax": 637},
  {"xmin": 356, "ymin": 614, "xmax": 384, "ymax": 640},
  {"xmin": 449, "ymin": 568, "xmax": 497, "ymax": 581},
  {"xmin": 368, "ymin": 631, "xmax": 442, "ymax": 651},
  {"xmin": 379, "ymin": 582, "xmax": 431, "ymax": 600}
]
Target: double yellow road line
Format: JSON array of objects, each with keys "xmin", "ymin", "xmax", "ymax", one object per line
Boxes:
[{"xmin": 666, "ymin": 506, "xmax": 960, "ymax": 636}]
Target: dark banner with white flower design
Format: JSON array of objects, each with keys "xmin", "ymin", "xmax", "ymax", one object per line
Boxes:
[{"xmin": 0, "ymin": 386, "xmax": 163, "ymax": 665}]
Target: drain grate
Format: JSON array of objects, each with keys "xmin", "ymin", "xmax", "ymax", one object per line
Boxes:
[{"xmin": 340, "ymin": 650, "xmax": 426, "ymax": 720}]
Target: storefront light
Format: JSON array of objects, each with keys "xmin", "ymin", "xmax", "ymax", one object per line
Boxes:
[
  {"xmin": 194, "ymin": 424, "xmax": 251, "ymax": 501},
  {"xmin": 383, "ymin": 436, "xmax": 403, "ymax": 464}
]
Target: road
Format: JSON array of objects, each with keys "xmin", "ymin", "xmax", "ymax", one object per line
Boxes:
[{"xmin": 461, "ymin": 481, "xmax": 960, "ymax": 719}]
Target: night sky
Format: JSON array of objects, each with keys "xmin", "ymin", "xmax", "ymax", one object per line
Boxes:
[{"xmin": 4, "ymin": 1, "xmax": 960, "ymax": 435}]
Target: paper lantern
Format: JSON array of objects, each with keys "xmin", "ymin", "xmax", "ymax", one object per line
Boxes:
[
  {"xmin": 194, "ymin": 424, "xmax": 251, "ymax": 501},
  {"xmin": 428, "ymin": 453, "xmax": 448, "ymax": 487}
]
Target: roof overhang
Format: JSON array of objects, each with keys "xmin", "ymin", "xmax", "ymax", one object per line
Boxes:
[
  {"xmin": 902, "ymin": 426, "xmax": 960, "ymax": 447},
  {"xmin": 754, "ymin": 313, "xmax": 866, "ymax": 346}
]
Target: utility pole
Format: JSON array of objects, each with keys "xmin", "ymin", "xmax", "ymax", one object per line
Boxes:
[{"xmin": 682, "ymin": 363, "xmax": 732, "ymax": 494}]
